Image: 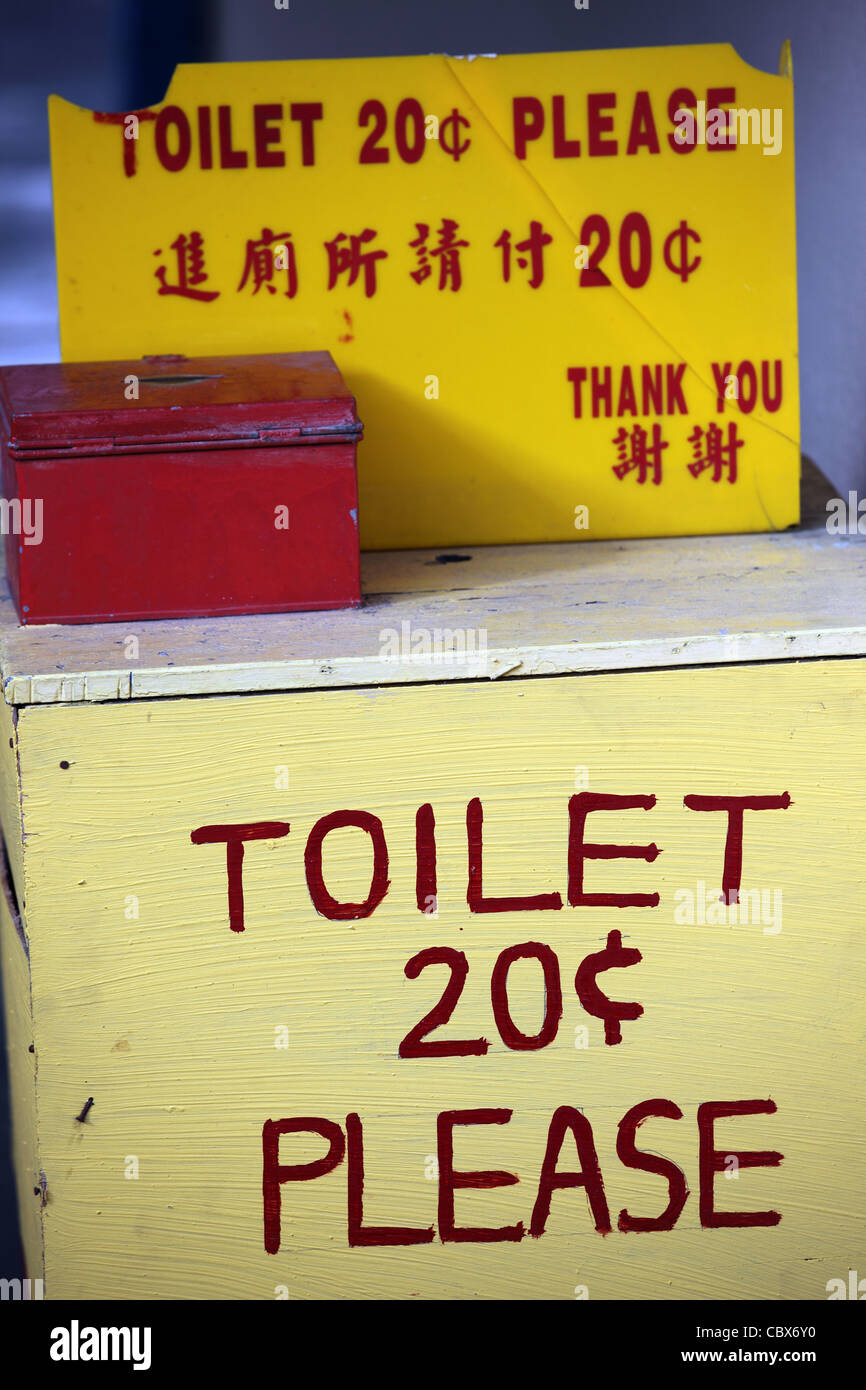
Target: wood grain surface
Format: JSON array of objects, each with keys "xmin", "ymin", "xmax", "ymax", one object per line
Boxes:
[{"xmin": 7, "ymin": 660, "xmax": 863, "ymax": 1298}]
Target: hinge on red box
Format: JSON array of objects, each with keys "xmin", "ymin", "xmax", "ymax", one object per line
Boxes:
[
  {"xmin": 8, "ymin": 436, "xmax": 116, "ymax": 457},
  {"xmin": 259, "ymin": 426, "xmax": 303, "ymax": 443}
]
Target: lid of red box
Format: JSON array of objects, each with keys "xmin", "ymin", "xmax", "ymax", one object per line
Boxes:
[{"xmin": 0, "ymin": 351, "xmax": 361, "ymax": 457}]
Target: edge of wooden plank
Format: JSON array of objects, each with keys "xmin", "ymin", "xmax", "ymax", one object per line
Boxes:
[
  {"xmin": 3, "ymin": 623, "xmax": 865, "ymax": 706},
  {"xmin": 0, "ymin": 836, "xmax": 44, "ymax": 1284}
]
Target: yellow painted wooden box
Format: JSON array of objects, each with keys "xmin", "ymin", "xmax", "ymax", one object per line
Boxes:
[{"xmin": 1, "ymin": 468, "xmax": 864, "ymax": 1300}]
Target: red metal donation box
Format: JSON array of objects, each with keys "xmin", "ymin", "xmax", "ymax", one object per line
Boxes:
[{"xmin": 0, "ymin": 350, "xmax": 362, "ymax": 624}]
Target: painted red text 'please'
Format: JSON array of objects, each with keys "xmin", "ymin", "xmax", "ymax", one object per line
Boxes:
[{"xmin": 262, "ymin": 1099, "xmax": 782, "ymax": 1252}]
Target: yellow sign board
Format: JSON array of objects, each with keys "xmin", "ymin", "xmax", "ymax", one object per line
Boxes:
[
  {"xmin": 5, "ymin": 660, "xmax": 863, "ymax": 1299},
  {"xmin": 49, "ymin": 45, "xmax": 799, "ymax": 547}
]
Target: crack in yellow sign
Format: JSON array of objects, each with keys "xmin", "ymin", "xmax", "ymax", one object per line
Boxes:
[{"xmin": 49, "ymin": 44, "xmax": 799, "ymax": 548}]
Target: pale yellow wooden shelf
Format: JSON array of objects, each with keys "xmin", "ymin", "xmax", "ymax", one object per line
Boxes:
[{"xmin": 1, "ymin": 468, "xmax": 863, "ymax": 705}]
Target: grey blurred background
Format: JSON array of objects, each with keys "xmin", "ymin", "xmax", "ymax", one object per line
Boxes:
[{"xmin": 0, "ymin": 0, "xmax": 863, "ymax": 1277}]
